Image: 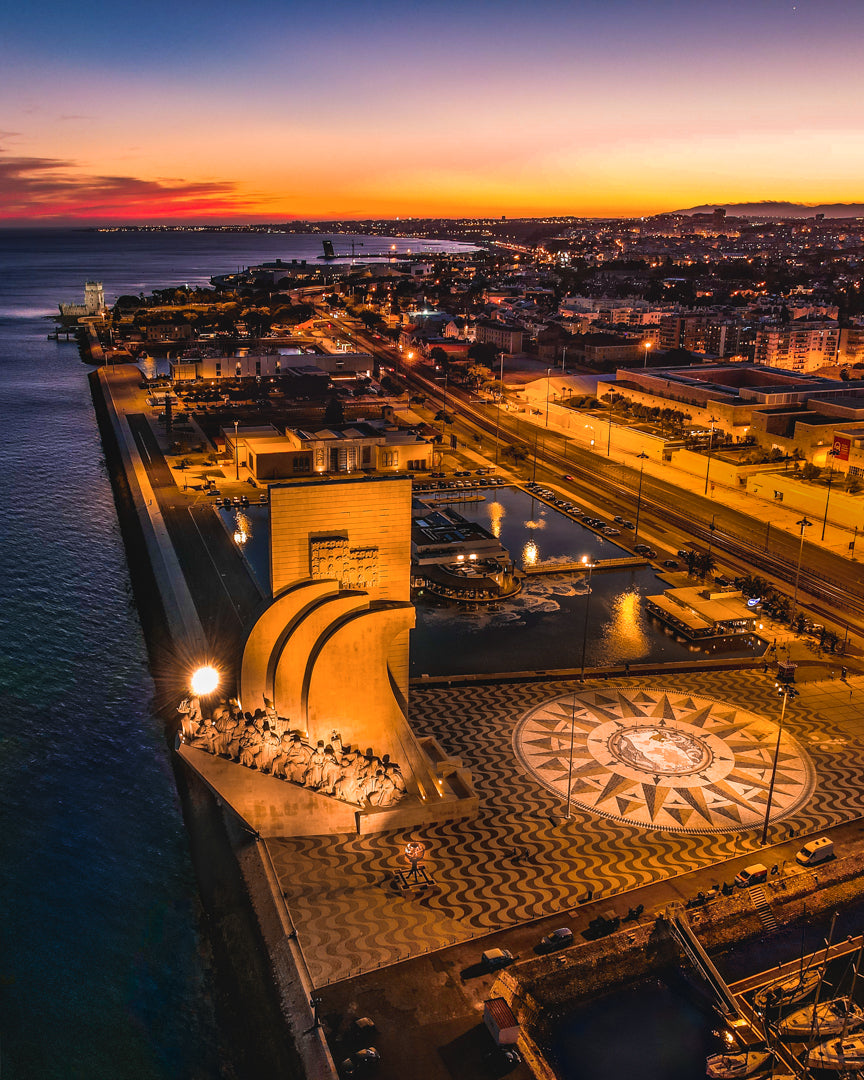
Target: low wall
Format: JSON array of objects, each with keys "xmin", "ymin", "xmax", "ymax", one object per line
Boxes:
[{"xmin": 497, "ymin": 850, "xmax": 864, "ymax": 1050}]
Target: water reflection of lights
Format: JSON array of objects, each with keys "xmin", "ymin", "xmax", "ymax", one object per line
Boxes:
[
  {"xmin": 522, "ymin": 539, "xmax": 539, "ymax": 567},
  {"xmin": 600, "ymin": 588, "xmax": 648, "ymax": 660},
  {"xmin": 233, "ymin": 509, "xmax": 252, "ymax": 546},
  {"xmin": 488, "ymin": 500, "xmax": 505, "ymax": 539},
  {"xmin": 524, "ymin": 517, "xmax": 545, "ymax": 530}
]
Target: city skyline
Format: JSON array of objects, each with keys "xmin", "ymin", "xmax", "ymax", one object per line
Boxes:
[{"xmin": 3, "ymin": 0, "xmax": 864, "ymax": 224}]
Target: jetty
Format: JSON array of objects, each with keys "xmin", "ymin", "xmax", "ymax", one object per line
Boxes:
[{"xmin": 523, "ymin": 555, "xmax": 649, "ymax": 575}]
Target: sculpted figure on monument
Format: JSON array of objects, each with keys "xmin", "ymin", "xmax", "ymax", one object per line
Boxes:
[
  {"xmin": 305, "ymin": 740, "xmax": 327, "ymax": 789},
  {"xmin": 333, "ymin": 746, "xmax": 365, "ymax": 805},
  {"xmin": 263, "ymin": 697, "xmax": 285, "ymax": 737},
  {"xmin": 239, "ymin": 722, "xmax": 261, "ymax": 768},
  {"xmin": 382, "ymin": 754, "xmax": 407, "ymax": 797},
  {"xmin": 257, "ymin": 722, "xmax": 280, "ymax": 773},
  {"xmin": 285, "ymin": 734, "xmax": 313, "ymax": 784},
  {"xmin": 213, "ymin": 707, "xmax": 234, "ymax": 757},
  {"xmin": 272, "ymin": 732, "xmax": 295, "ymax": 778},
  {"xmin": 329, "ymin": 731, "xmax": 344, "ymax": 763},
  {"xmin": 369, "ymin": 769, "xmax": 397, "ymax": 807},
  {"xmin": 177, "ymin": 698, "xmax": 198, "ymax": 742},
  {"xmin": 191, "ymin": 716, "xmax": 218, "ymax": 753},
  {"xmin": 321, "ymin": 746, "xmax": 341, "ymax": 793}
]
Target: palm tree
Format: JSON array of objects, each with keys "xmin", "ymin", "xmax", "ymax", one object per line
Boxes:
[{"xmin": 696, "ymin": 551, "xmax": 716, "ymax": 580}]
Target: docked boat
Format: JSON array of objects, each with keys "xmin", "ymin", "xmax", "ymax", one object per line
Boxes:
[
  {"xmin": 806, "ymin": 1033, "xmax": 864, "ymax": 1071},
  {"xmin": 778, "ymin": 996, "xmax": 864, "ymax": 1040},
  {"xmin": 706, "ymin": 1049, "xmax": 772, "ymax": 1078},
  {"xmin": 753, "ymin": 967, "xmax": 821, "ymax": 1010}
]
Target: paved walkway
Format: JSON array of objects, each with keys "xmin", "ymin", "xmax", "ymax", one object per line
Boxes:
[{"xmin": 270, "ymin": 666, "xmax": 864, "ymax": 988}]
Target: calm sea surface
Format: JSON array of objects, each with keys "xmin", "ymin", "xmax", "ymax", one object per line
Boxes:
[{"xmin": 0, "ymin": 228, "xmax": 471, "ymax": 1079}]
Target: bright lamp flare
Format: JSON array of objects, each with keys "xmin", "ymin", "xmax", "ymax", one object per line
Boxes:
[{"xmin": 191, "ymin": 666, "xmax": 219, "ymax": 696}]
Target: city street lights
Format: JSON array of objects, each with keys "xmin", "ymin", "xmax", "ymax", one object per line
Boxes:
[
  {"xmin": 642, "ymin": 340, "xmax": 653, "ymax": 367},
  {"xmin": 821, "ymin": 447, "xmax": 841, "ymax": 540},
  {"xmin": 233, "ymin": 419, "xmax": 239, "ymax": 480},
  {"xmin": 703, "ymin": 416, "xmax": 719, "ymax": 496},
  {"xmin": 760, "ymin": 683, "xmax": 799, "ymax": 846},
  {"xmin": 791, "ymin": 516, "xmax": 813, "ymax": 622},
  {"xmin": 634, "ymin": 451, "xmax": 649, "ymax": 542}
]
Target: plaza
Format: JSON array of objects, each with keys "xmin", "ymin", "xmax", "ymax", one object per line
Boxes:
[{"xmin": 268, "ymin": 666, "xmax": 864, "ymax": 988}]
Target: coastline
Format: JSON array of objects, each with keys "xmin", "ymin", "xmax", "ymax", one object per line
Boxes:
[{"xmin": 88, "ymin": 366, "xmax": 328, "ymax": 1080}]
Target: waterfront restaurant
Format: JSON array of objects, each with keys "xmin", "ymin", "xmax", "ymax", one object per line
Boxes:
[
  {"xmin": 645, "ymin": 585, "xmax": 757, "ymax": 640},
  {"xmin": 411, "ymin": 498, "xmax": 519, "ymax": 601}
]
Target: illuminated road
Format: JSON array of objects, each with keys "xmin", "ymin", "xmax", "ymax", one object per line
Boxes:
[{"xmin": 320, "ymin": 309, "xmax": 863, "ymax": 635}]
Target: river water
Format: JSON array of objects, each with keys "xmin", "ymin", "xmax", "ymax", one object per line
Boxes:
[{"xmin": 0, "ymin": 228, "xmax": 472, "ymax": 1079}]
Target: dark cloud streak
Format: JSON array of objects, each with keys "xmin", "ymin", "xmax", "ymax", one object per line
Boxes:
[{"xmin": 0, "ymin": 148, "xmax": 253, "ymax": 220}]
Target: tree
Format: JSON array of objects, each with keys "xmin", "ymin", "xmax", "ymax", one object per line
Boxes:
[
  {"xmin": 801, "ymin": 462, "xmax": 822, "ymax": 481},
  {"xmin": 468, "ymin": 341, "xmax": 499, "ymax": 367},
  {"xmin": 324, "ymin": 395, "xmax": 344, "ymax": 426},
  {"xmin": 696, "ymin": 551, "xmax": 716, "ymax": 580},
  {"xmin": 430, "ymin": 346, "xmax": 449, "ymax": 368}
]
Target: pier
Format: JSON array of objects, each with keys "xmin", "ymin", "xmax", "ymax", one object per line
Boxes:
[{"xmin": 522, "ymin": 555, "xmax": 650, "ymax": 575}]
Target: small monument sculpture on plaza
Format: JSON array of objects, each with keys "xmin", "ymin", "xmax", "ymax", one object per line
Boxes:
[{"xmin": 177, "ymin": 477, "xmax": 476, "ymax": 836}]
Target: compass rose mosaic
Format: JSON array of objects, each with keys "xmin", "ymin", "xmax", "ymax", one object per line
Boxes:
[{"xmin": 514, "ymin": 686, "xmax": 815, "ymax": 833}]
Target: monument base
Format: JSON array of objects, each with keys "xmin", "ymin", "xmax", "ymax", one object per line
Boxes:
[{"xmin": 178, "ymin": 739, "xmax": 477, "ymax": 838}]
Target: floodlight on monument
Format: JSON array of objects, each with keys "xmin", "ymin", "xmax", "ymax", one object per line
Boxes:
[{"xmin": 191, "ymin": 666, "xmax": 220, "ymax": 697}]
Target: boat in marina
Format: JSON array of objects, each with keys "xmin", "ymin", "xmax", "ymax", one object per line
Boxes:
[
  {"xmin": 806, "ymin": 1032, "xmax": 864, "ymax": 1071},
  {"xmin": 778, "ymin": 996, "xmax": 864, "ymax": 1040},
  {"xmin": 753, "ymin": 967, "xmax": 821, "ymax": 1010},
  {"xmin": 705, "ymin": 1049, "xmax": 773, "ymax": 1078}
]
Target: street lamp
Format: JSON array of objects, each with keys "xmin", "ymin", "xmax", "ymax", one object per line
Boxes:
[
  {"xmin": 564, "ymin": 556, "xmax": 595, "ymax": 819},
  {"xmin": 821, "ymin": 447, "xmax": 841, "ymax": 541},
  {"xmin": 233, "ymin": 419, "xmax": 239, "ymax": 480},
  {"xmin": 760, "ymin": 683, "xmax": 799, "ymax": 846},
  {"xmin": 703, "ymin": 416, "xmax": 719, "ymax": 496},
  {"xmin": 791, "ymin": 516, "xmax": 813, "ymax": 623},
  {"xmin": 634, "ymin": 451, "xmax": 649, "ymax": 543},
  {"xmin": 642, "ymin": 340, "xmax": 653, "ymax": 367},
  {"xmin": 579, "ymin": 555, "xmax": 596, "ymax": 681}
]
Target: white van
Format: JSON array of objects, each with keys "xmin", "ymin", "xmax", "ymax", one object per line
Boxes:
[{"xmin": 796, "ymin": 836, "xmax": 834, "ymax": 866}]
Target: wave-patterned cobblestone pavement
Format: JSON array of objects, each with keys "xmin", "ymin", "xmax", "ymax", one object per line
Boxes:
[{"xmin": 269, "ymin": 671, "xmax": 864, "ymax": 986}]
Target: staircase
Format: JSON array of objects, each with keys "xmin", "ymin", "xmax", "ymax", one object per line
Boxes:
[{"xmin": 749, "ymin": 886, "xmax": 778, "ymax": 932}]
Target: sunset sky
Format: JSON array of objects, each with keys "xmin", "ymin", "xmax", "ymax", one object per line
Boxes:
[{"xmin": 3, "ymin": 0, "xmax": 863, "ymax": 224}]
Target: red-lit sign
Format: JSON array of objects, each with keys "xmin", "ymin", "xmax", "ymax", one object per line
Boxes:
[{"xmin": 832, "ymin": 435, "xmax": 851, "ymax": 462}]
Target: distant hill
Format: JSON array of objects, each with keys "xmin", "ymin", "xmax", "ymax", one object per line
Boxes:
[{"xmin": 672, "ymin": 201, "xmax": 864, "ymax": 219}]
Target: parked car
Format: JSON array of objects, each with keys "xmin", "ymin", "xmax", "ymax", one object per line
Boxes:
[
  {"xmin": 620, "ymin": 520, "xmax": 635, "ymax": 529},
  {"xmin": 539, "ymin": 927, "xmax": 573, "ymax": 952},
  {"xmin": 481, "ymin": 948, "xmax": 515, "ymax": 971},
  {"xmin": 662, "ymin": 559, "xmax": 679, "ymax": 569},
  {"xmin": 602, "ymin": 526, "xmax": 621, "ymax": 537},
  {"xmin": 634, "ymin": 544, "xmax": 651, "ymax": 554},
  {"xmin": 796, "ymin": 837, "xmax": 835, "ymax": 866},
  {"xmin": 340, "ymin": 1047, "xmax": 380, "ymax": 1075},
  {"xmin": 259, "ymin": 493, "xmax": 268, "ymax": 504},
  {"xmin": 613, "ymin": 515, "xmax": 626, "ymax": 525},
  {"xmin": 677, "ymin": 549, "xmax": 690, "ymax": 559},
  {"xmin": 735, "ymin": 863, "xmax": 768, "ymax": 887}
]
